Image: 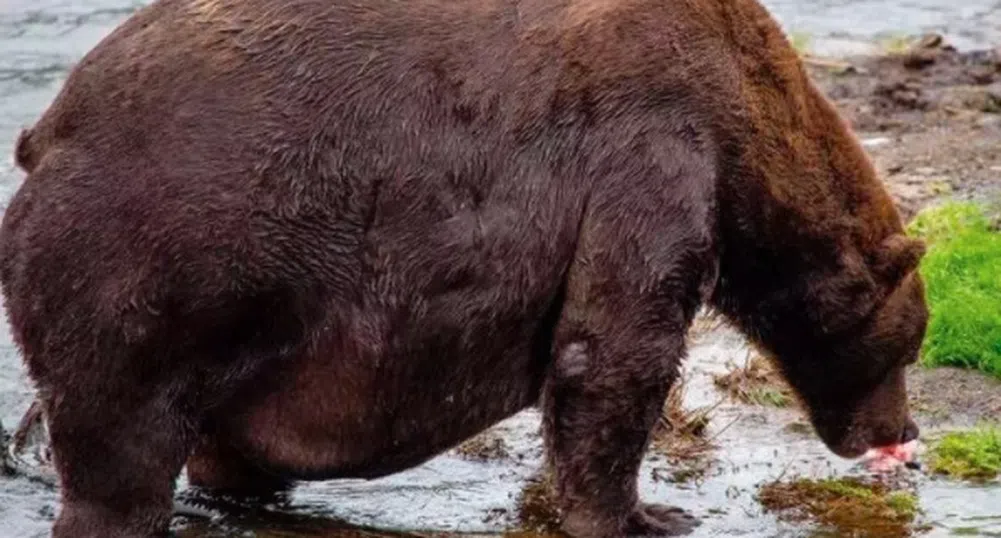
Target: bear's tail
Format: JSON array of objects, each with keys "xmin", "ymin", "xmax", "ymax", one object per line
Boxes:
[{"xmin": 13, "ymin": 128, "xmax": 38, "ymax": 173}]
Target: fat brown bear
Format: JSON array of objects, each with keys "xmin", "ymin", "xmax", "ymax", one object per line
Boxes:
[{"xmin": 0, "ymin": 0, "xmax": 929, "ymax": 536}]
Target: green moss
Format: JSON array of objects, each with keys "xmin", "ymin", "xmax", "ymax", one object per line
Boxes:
[
  {"xmin": 927, "ymin": 425, "xmax": 1001, "ymax": 481},
  {"xmin": 758, "ymin": 477, "xmax": 921, "ymax": 537},
  {"xmin": 906, "ymin": 202, "xmax": 1001, "ymax": 377},
  {"xmin": 885, "ymin": 492, "xmax": 920, "ymax": 518},
  {"xmin": 815, "ymin": 478, "xmax": 877, "ymax": 501}
]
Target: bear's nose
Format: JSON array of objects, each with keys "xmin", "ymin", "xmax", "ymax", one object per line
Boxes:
[{"xmin": 900, "ymin": 418, "xmax": 920, "ymax": 443}]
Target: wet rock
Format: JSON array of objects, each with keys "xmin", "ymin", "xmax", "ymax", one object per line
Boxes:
[
  {"xmin": 901, "ymin": 34, "xmax": 947, "ymax": 70},
  {"xmin": 874, "ymin": 79, "xmax": 929, "ymax": 110},
  {"xmin": 902, "ymin": 50, "xmax": 938, "ymax": 71},
  {"xmin": 916, "ymin": 33, "xmax": 945, "ymax": 50}
]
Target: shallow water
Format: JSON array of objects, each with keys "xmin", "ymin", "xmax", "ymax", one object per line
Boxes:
[{"xmin": 2, "ymin": 1, "xmax": 1001, "ymax": 537}]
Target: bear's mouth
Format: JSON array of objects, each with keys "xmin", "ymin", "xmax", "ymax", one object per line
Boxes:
[
  {"xmin": 819, "ymin": 426, "xmax": 909, "ymax": 460},
  {"xmin": 862, "ymin": 439, "xmax": 919, "ymax": 472}
]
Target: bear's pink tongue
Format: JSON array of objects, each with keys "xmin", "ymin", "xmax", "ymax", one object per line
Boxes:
[{"xmin": 862, "ymin": 440, "xmax": 918, "ymax": 472}]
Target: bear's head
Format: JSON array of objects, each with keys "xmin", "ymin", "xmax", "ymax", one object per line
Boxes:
[
  {"xmin": 702, "ymin": 0, "xmax": 931, "ymax": 459},
  {"xmin": 784, "ymin": 234, "xmax": 927, "ymax": 458},
  {"xmin": 732, "ymin": 233, "xmax": 929, "ymax": 459}
]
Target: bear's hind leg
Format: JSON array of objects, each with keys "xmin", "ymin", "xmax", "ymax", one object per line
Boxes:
[
  {"xmin": 186, "ymin": 432, "xmax": 293, "ymax": 501},
  {"xmin": 41, "ymin": 360, "xmax": 198, "ymax": 538}
]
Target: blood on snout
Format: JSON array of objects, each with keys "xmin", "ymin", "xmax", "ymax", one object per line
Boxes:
[{"xmin": 862, "ymin": 439, "xmax": 919, "ymax": 472}]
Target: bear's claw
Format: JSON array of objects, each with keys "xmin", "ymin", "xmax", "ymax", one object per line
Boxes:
[{"xmin": 625, "ymin": 503, "xmax": 700, "ymax": 536}]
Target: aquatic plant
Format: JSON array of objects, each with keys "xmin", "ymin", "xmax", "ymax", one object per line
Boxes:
[
  {"xmin": 927, "ymin": 425, "xmax": 1001, "ymax": 482},
  {"xmin": 906, "ymin": 201, "xmax": 1001, "ymax": 378},
  {"xmin": 515, "ymin": 471, "xmax": 561, "ymax": 534},
  {"xmin": 454, "ymin": 431, "xmax": 510, "ymax": 462},
  {"xmin": 713, "ymin": 352, "xmax": 794, "ymax": 409},
  {"xmin": 650, "ymin": 376, "xmax": 719, "ymax": 483},
  {"xmin": 757, "ymin": 476, "xmax": 920, "ymax": 537}
]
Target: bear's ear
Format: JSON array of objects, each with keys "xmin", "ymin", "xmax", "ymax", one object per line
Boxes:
[
  {"xmin": 872, "ymin": 234, "xmax": 926, "ymax": 286},
  {"xmin": 805, "ymin": 250, "xmax": 878, "ymax": 336}
]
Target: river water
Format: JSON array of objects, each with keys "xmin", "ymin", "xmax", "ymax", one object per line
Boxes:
[{"xmin": 1, "ymin": 1, "xmax": 1001, "ymax": 537}]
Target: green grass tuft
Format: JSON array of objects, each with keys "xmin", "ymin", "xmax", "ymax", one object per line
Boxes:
[
  {"xmin": 747, "ymin": 387, "xmax": 792, "ymax": 408},
  {"xmin": 927, "ymin": 425, "xmax": 1001, "ymax": 481},
  {"xmin": 906, "ymin": 202, "xmax": 1001, "ymax": 377}
]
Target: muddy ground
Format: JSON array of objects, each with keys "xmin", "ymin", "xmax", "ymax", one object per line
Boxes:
[
  {"xmin": 808, "ymin": 36, "xmax": 1001, "ymax": 221},
  {"xmin": 3, "ymin": 36, "xmax": 1001, "ymax": 538}
]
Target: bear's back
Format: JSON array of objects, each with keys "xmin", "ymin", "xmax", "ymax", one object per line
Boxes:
[{"xmin": 26, "ymin": 0, "xmax": 740, "ymax": 186}]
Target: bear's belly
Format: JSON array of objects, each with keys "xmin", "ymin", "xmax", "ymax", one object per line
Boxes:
[
  {"xmin": 212, "ymin": 198, "xmax": 571, "ymax": 479},
  {"xmin": 222, "ymin": 298, "xmax": 555, "ymax": 481}
]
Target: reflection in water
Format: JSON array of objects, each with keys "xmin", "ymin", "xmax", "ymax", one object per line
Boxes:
[{"xmin": 1, "ymin": 1, "xmax": 1001, "ymax": 537}]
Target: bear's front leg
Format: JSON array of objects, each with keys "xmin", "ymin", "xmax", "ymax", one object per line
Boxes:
[
  {"xmin": 541, "ymin": 197, "xmax": 714, "ymax": 534},
  {"xmin": 543, "ymin": 303, "xmax": 700, "ymax": 538},
  {"xmin": 540, "ymin": 141, "xmax": 714, "ymax": 537}
]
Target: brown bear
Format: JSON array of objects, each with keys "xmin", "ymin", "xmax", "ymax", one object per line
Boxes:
[{"xmin": 0, "ymin": 0, "xmax": 929, "ymax": 536}]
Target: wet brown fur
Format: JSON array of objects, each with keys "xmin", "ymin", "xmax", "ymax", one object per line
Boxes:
[{"xmin": 0, "ymin": 0, "xmax": 928, "ymax": 537}]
